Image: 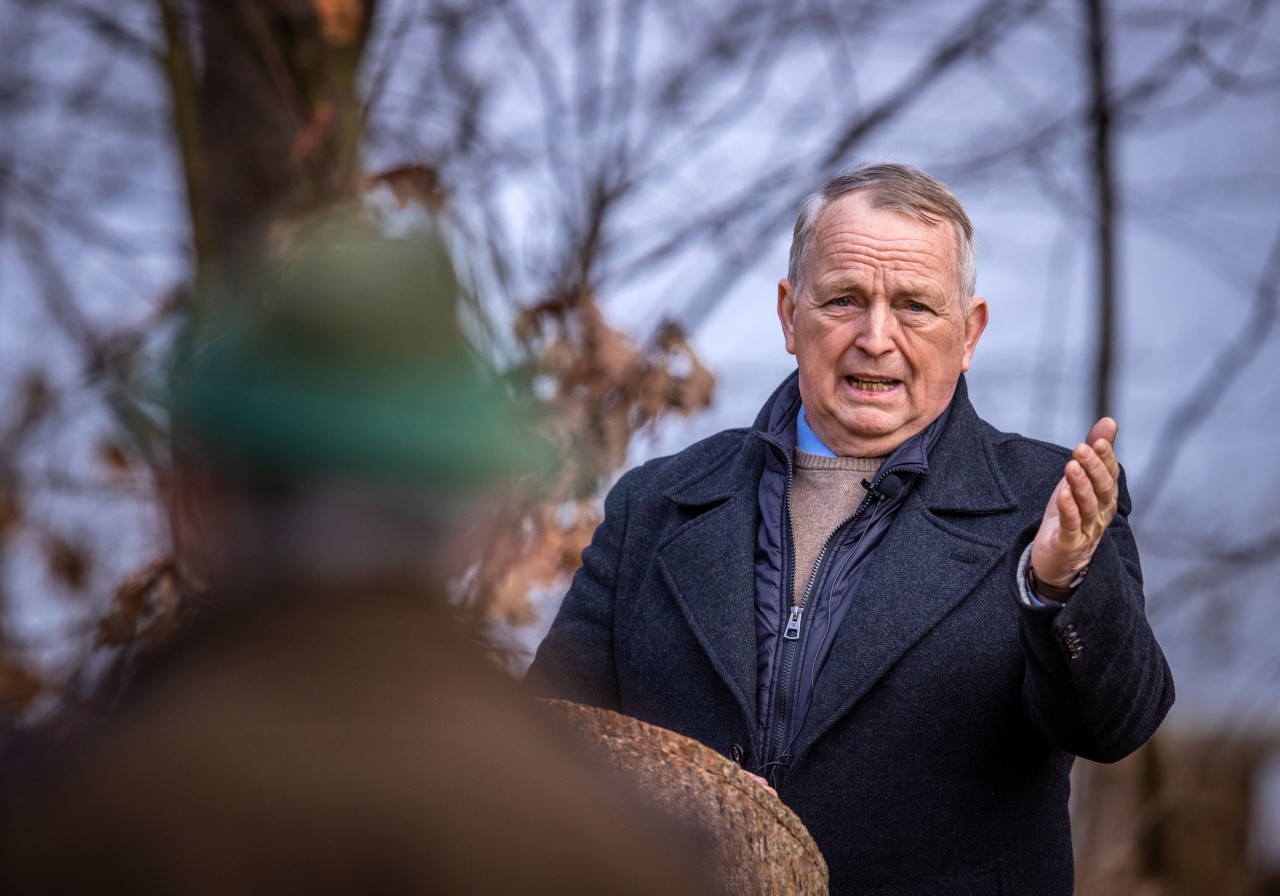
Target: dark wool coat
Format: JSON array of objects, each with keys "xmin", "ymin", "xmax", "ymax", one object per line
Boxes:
[{"xmin": 528, "ymin": 375, "xmax": 1174, "ymax": 896}]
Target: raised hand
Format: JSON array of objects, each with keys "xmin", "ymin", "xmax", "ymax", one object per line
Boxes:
[{"xmin": 1029, "ymin": 418, "xmax": 1121, "ymax": 592}]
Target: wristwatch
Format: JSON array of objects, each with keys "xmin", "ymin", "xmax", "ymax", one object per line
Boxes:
[{"xmin": 1026, "ymin": 564, "xmax": 1087, "ymax": 603}]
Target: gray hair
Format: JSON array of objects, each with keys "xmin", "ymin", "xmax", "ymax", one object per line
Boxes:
[{"xmin": 787, "ymin": 163, "xmax": 977, "ymax": 304}]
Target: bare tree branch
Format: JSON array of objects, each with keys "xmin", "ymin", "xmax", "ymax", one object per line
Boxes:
[
  {"xmin": 1147, "ymin": 527, "xmax": 1280, "ymax": 619},
  {"xmin": 1133, "ymin": 226, "xmax": 1280, "ymax": 514},
  {"xmin": 157, "ymin": 0, "xmax": 211, "ymax": 272},
  {"xmin": 1084, "ymin": 0, "xmax": 1118, "ymax": 421}
]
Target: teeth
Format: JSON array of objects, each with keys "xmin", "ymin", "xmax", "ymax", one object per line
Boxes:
[{"xmin": 848, "ymin": 377, "xmax": 898, "ymax": 392}]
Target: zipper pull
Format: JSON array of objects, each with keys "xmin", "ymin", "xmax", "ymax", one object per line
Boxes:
[{"xmin": 783, "ymin": 605, "xmax": 804, "ymax": 640}]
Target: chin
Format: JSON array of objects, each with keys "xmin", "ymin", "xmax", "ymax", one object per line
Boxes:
[{"xmin": 836, "ymin": 410, "xmax": 897, "ymax": 438}]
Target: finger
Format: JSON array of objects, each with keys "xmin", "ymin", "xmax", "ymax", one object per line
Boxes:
[
  {"xmin": 1066, "ymin": 459, "xmax": 1100, "ymax": 525},
  {"xmin": 1085, "ymin": 416, "xmax": 1118, "ymax": 448},
  {"xmin": 1039, "ymin": 477, "xmax": 1071, "ymax": 531},
  {"xmin": 1091, "ymin": 433, "xmax": 1120, "ymax": 481},
  {"xmin": 1056, "ymin": 473, "xmax": 1083, "ymax": 539},
  {"xmin": 1073, "ymin": 443, "xmax": 1117, "ymax": 510}
]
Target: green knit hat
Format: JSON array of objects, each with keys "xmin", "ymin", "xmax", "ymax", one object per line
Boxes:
[{"xmin": 170, "ymin": 219, "xmax": 546, "ymax": 493}]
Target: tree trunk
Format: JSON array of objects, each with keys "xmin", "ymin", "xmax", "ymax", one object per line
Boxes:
[{"xmin": 1084, "ymin": 0, "xmax": 1117, "ymax": 422}]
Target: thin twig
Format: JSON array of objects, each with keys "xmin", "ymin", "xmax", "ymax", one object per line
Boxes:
[{"xmin": 1133, "ymin": 226, "xmax": 1280, "ymax": 514}]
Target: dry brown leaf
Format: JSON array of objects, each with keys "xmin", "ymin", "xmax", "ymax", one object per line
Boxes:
[
  {"xmin": 364, "ymin": 164, "xmax": 448, "ymax": 210},
  {"xmin": 310, "ymin": 0, "xmax": 363, "ymax": 46},
  {"xmin": 44, "ymin": 535, "xmax": 91, "ymax": 590},
  {"xmin": 113, "ymin": 562, "xmax": 159, "ymax": 614},
  {"xmin": 651, "ymin": 319, "xmax": 688, "ymax": 352},
  {"xmin": 11, "ymin": 372, "xmax": 54, "ymax": 438},
  {"xmin": 140, "ymin": 568, "xmax": 183, "ymax": 648},
  {"xmin": 460, "ymin": 497, "xmax": 606, "ymax": 625},
  {"xmin": 96, "ymin": 559, "xmax": 185, "ymax": 649},
  {"xmin": 95, "ymin": 438, "xmax": 132, "ymax": 476},
  {"xmin": 513, "ymin": 300, "xmax": 553, "ymax": 345},
  {"xmin": 486, "ymin": 575, "xmax": 539, "ymax": 626},
  {"xmin": 95, "ymin": 608, "xmax": 139, "ymax": 648},
  {"xmin": 599, "ymin": 407, "xmax": 632, "ymax": 473},
  {"xmin": 0, "ymin": 657, "xmax": 41, "ymax": 713},
  {"xmin": 556, "ymin": 502, "xmax": 601, "ymax": 571},
  {"xmin": 670, "ymin": 361, "xmax": 715, "ymax": 415},
  {"xmin": 0, "ymin": 487, "xmax": 21, "ymax": 537}
]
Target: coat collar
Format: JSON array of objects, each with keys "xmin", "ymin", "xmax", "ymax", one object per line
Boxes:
[
  {"xmin": 914, "ymin": 375, "xmax": 1019, "ymax": 515},
  {"xmin": 660, "ymin": 371, "xmax": 796, "ymax": 508}
]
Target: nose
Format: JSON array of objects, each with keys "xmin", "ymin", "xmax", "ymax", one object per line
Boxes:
[{"xmin": 853, "ymin": 302, "xmax": 896, "ymax": 357}]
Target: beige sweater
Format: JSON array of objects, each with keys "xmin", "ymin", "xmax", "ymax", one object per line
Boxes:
[{"xmin": 788, "ymin": 450, "xmax": 884, "ymax": 602}]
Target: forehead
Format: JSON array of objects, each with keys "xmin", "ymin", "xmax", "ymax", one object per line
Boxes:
[{"xmin": 805, "ymin": 193, "xmax": 958, "ymax": 291}]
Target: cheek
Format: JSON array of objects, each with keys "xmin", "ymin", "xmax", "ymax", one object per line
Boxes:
[
  {"xmin": 904, "ymin": 329, "xmax": 967, "ymax": 374},
  {"xmin": 804, "ymin": 320, "xmax": 853, "ymax": 355}
]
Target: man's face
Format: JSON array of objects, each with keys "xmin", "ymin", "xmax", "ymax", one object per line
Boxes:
[{"xmin": 777, "ymin": 193, "xmax": 988, "ymax": 457}]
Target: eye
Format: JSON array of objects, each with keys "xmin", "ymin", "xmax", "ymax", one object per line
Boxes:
[
  {"xmin": 905, "ymin": 301, "xmax": 929, "ymax": 313},
  {"xmin": 832, "ymin": 296, "xmax": 853, "ymax": 308}
]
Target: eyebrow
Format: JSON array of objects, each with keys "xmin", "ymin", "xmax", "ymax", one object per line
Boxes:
[
  {"xmin": 814, "ymin": 277, "xmax": 867, "ymax": 296},
  {"xmin": 895, "ymin": 287, "xmax": 937, "ymax": 302}
]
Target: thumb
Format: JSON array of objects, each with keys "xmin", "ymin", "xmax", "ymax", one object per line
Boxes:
[{"xmin": 1086, "ymin": 416, "xmax": 1118, "ymax": 448}]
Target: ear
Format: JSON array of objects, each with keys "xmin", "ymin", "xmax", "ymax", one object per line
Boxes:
[
  {"xmin": 960, "ymin": 295, "xmax": 988, "ymax": 372},
  {"xmin": 778, "ymin": 279, "xmax": 798, "ymax": 355}
]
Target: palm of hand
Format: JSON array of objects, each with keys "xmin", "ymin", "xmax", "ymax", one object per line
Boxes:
[{"xmin": 1030, "ymin": 418, "xmax": 1121, "ymax": 590}]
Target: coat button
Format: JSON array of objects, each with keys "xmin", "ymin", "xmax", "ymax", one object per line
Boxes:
[
  {"xmin": 1060, "ymin": 624, "xmax": 1084, "ymax": 659},
  {"xmin": 729, "ymin": 744, "xmax": 744, "ymax": 763}
]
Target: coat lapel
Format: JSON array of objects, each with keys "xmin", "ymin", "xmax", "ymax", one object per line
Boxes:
[
  {"xmin": 654, "ymin": 439, "xmax": 765, "ymax": 729},
  {"xmin": 789, "ymin": 396, "xmax": 1023, "ymax": 765}
]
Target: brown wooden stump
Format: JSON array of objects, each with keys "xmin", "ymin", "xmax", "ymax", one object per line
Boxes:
[{"xmin": 540, "ymin": 700, "xmax": 829, "ymax": 895}]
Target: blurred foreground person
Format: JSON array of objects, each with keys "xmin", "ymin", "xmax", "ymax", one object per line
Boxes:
[{"xmin": 0, "ymin": 220, "xmax": 711, "ymax": 895}]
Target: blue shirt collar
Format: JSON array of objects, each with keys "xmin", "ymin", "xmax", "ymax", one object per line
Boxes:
[{"xmin": 796, "ymin": 403, "xmax": 838, "ymax": 457}]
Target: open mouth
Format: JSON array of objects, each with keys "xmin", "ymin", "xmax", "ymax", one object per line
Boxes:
[{"xmin": 845, "ymin": 376, "xmax": 900, "ymax": 393}]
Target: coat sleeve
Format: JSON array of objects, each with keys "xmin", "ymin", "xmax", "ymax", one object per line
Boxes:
[
  {"xmin": 524, "ymin": 469, "xmax": 637, "ymax": 710},
  {"xmin": 1014, "ymin": 469, "xmax": 1175, "ymax": 763}
]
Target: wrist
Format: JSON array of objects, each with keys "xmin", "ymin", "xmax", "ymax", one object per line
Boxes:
[{"xmin": 1027, "ymin": 563, "xmax": 1087, "ymax": 602}]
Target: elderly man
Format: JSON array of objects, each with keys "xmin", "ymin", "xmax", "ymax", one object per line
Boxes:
[{"xmin": 528, "ymin": 163, "xmax": 1174, "ymax": 895}]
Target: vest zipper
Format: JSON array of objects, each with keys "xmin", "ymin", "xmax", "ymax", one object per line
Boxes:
[{"xmin": 762, "ymin": 464, "xmax": 905, "ymax": 786}]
